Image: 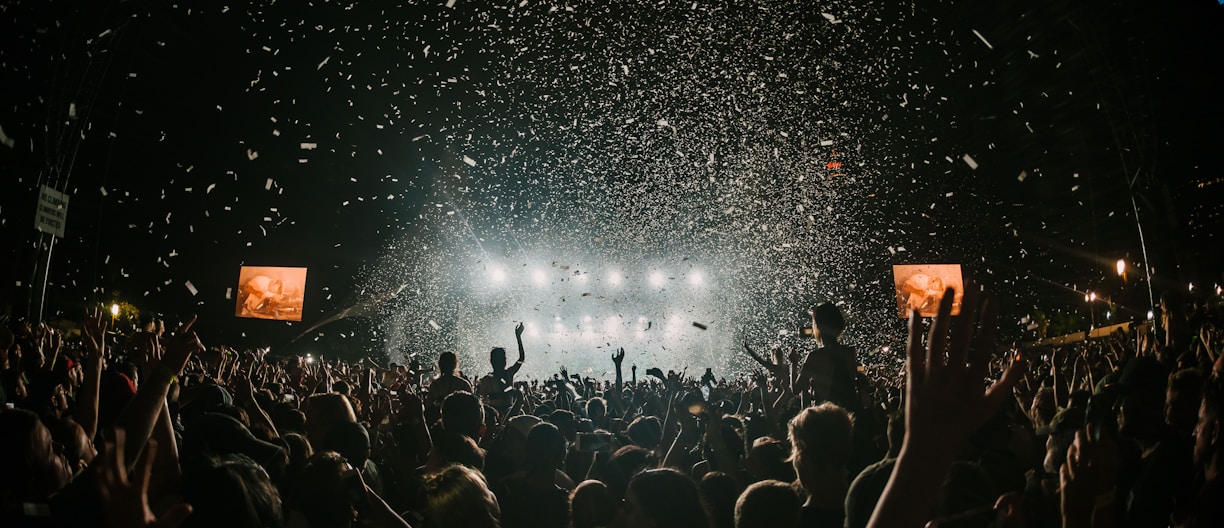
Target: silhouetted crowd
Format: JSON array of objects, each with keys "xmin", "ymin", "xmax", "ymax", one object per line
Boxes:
[{"xmin": 2, "ymin": 286, "xmax": 1223, "ymax": 528}]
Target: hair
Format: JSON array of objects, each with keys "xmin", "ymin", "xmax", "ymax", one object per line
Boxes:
[
  {"xmin": 438, "ymin": 352, "xmax": 459, "ymax": 374},
  {"xmin": 321, "ymin": 420, "xmax": 371, "ymax": 467},
  {"xmin": 304, "ymin": 393, "xmax": 357, "ymax": 447},
  {"xmin": 626, "ymin": 416, "xmax": 662, "ymax": 450},
  {"xmin": 287, "ymin": 451, "xmax": 352, "ymax": 528},
  {"xmin": 698, "ymin": 471, "xmax": 738, "ymax": 528},
  {"xmin": 570, "ymin": 480, "xmax": 614, "ymax": 528},
  {"xmin": 735, "ymin": 480, "xmax": 801, "ymax": 528},
  {"xmin": 423, "ymin": 464, "xmax": 501, "ymax": 528},
  {"xmin": 585, "ymin": 397, "xmax": 607, "ymax": 419},
  {"xmin": 789, "ymin": 402, "xmax": 855, "ymax": 471},
  {"xmin": 0, "ymin": 409, "xmax": 48, "ymax": 502},
  {"xmin": 603, "ymin": 445, "xmax": 657, "ymax": 501},
  {"xmin": 813, "ymin": 303, "xmax": 846, "ymax": 337},
  {"xmin": 626, "ymin": 468, "xmax": 710, "ymax": 528},
  {"xmin": 183, "ymin": 454, "xmax": 284, "ymax": 528},
  {"xmin": 442, "ymin": 391, "xmax": 485, "ymax": 439},
  {"xmin": 434, "ymin": 431, "xmax": 487, "ymax": 471},
  {"xmin": 525, "ymin": 422, "xmax": 567, "ymax": 471}
]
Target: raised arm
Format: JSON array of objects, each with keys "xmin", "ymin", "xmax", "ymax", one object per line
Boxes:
[
  {"xmin": 509, "ymin": 322, "xmax": 526, "ymax": 375},
  {"xmin": 78, "ymin": 309, "xmax": 108, "ymax": 440},
  {"xmin": 115, "ymin": 315, "xmax": 205, "ymax": 463},
  {"xmin": 867, "ymin": 287, "xmax": 1022, "ymax": 528}
]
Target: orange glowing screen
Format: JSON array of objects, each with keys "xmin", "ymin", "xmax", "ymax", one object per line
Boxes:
[
  {"xmin": 234, "ymin": 266, "xmax": 308, "ymax": 321},
  {"xmin": 892, "ymin": 264, "xmax": 964, "ymax": 318}
]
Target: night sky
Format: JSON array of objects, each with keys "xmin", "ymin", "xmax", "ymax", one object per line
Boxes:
[{"xmin": 2, "ymin": 1, "xmax": 1222, "ymax": 375}]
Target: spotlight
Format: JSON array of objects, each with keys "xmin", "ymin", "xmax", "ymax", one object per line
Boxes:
[
  {"xmin": 688, "ymin": 271, "xmax": 704, "ymax": 286},
  {"xmin": 306, "ymin": 354, "xmax": 315, "ymax": 364},
  {"xmin": 490, "ymin": 267, "xmax": 506, "ymax": 283},
  {"xmin": 649, "ymin": 272, "xmax": 666, "ymax": 288},
  {"xmin": 110, "ymin": 303, "xmax": 119, "ymax": 316},
  {"xmin": 1116, "ymin": 259, "xmax": 1125, "ymax": 276},
  {"xmin": 525, "ymin": 322, "xmax": 540, "ymax": 337},
  {"xmin": 532, "ymin": 270, "xmax": 548, "ymax": 286},
  {"xmin": 608, "ymin": 271, "xmax": 622, "ymax": 285}
]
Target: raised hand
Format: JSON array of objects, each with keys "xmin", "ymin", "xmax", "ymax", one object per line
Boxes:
[
  {"xmin": 82, "ymin": 308, "xmax": 110, "ymax": 360},
  {"xmin": 160, "ymin": 315, "xmax": 204, "ymax": 377},
  {"xmin": 515, "ymin": 321, "xmax": 525, "ymax": 339},
  {"xmin": 904, "ymin": 286, "xmax": 1022, "ymax": 453},
  {"xmin": 868, "ymin": 285, "xmax": 1023, "ymax": 528},
  {"xmin": 613, "ymin": 347, "xmax": 626, "ymax": 365},
  {"xmin": 96, "ymin": 428, "xmax": 193, "ymax": 528},
  {"xmin": 1060, "ymin": 424, "xmax": 1118, "ymax": 528}
]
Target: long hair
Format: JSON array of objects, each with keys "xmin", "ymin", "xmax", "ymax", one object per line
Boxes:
[
  {"xmin": 423, "ymin": 464, "xmax": 501, "ymax": 528},
  {"xmin": 627, "ymin": 468, "xmax": 710, "ymax": 528}
]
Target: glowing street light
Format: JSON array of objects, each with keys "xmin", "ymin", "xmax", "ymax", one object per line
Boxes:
[
  {"xmin": 110, "ymin": 302, "xmax": 119, "ymax": 324},
  {"xmin": 1116, "ymin": 259, "xmax": 1126, "ymax": 277}
]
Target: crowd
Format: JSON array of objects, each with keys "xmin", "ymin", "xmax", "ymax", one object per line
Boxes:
[{"xmin": 2, "ymin": 284, "xmax": 1223, "ymax": 528}]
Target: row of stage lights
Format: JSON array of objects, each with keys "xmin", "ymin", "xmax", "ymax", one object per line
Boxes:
[
  {"xmin": 484, "ymin": 267, "xmax": 708, "ymax": 288},
  {"xmin": 514, "ymin": 314, "xmax": 699, "ymax": 339}
]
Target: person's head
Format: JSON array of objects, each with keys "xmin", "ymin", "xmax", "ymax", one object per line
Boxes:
[
  {"xmin": 586, "ymin": 397, "xmax": 607, "ymax": 422},
  {"xmin": 1114, "ymin": 357, "xmax": 1168, "ymax": 442},
  {"xmin": 698, "ymin": 471, "xmax": 738, "ymax": 528},
  {"xmin": 0, "ymin": 409, "xmax": 71, "ymax": 504},
  {"xmin": 622, "ymin": 468, "xmax": 709, "ymax": 528},
  {"xmin": 626, "ymin": 416, "xmax": 662, "ymax": 450},
  {"xmin": 744, "ymin": 438, "xmax": 794, "ymax": 482},
  {"xmin": 332, "ymin": 380, "xmax": 351, "ymax": 396},
  {"xmin": 321, "ymin": 421, "xmax": 371, "ymax": 468},
  {"xmin": 788, "ymin": 402, "xmax": 854, "ymax": 491},
  {"xmin": 812, "ymin": 303, "xmax": 846, "ymax": 343},
  {"xmin": 526, "ymin": 422, "xmax": 567, "ymax": 471},
  {"xmin": 304, "ymin": 393, "xmax": 358, "ymax": 448},
  {"xmin": 604, "ymin": 445, "xmax": 657, "ymax": 502},
  {"xmin": 548, "ymin": 409, "xmax": 578, "ymax": 442},
  {"xmin": 1194, "ymin": 379, "xmax": 1224, "ymax": 472},
  {"xmin": 48, "ymin": 416, "xmax": 96, "ymax": 472},
  {"xmin": 734, "ymin": 480, "xmax": 801, "ymax": 528},
  {"xmin": 438, "ymin": 352, "xmax": 458, "ymax": 375},
  {"xmin": 430, "ymin": 431, "xmax": 487, "ymax": 472},
  {"xmin": 442, "ymin": 391, "xmax": 486, "ymax": 440},
  {"xmin": 489, "ymin": 347, "xmax": 507, "ymax": 372},
  {"xmin": 183, "ymin": 454, "xmax": 284, "ymax": 528},
  {"xmin": 1167, "ymin": 367, "xmax": 1204, "ymax": 435},
  {"xmin": 288, "ymin": 451, "xmax": 355, "ymax": 528},
  {"xmin": 571, "ymin": 480, "xmax": 615, "ymax": 528},
  {"xmin": 422, "ymin": 464, "xmax": 501, "ymax": 528}
]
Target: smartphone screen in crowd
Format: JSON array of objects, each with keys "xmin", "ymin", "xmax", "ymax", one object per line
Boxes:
[{"xmin": 575, "ymin": 432, "xmax": 613, "ymax": 452}]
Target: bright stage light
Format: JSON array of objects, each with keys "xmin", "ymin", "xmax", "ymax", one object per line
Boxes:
[
  {"xmin": 583, "ymin": 315, "xmax": 592, "ymax": 323},
  {"xmin": 608, "ymin": 271, "xmax": 622, "ymax": 285},
  {"xmin": 525, "ymin": 322, "xmax": 540, "ymax": 337},
  {"xmin": 532, "ymin": 269, "xmax": 548, "ymax": 286},
  {"xmin": 490, "ymin": 267, "xmax": 506, "ymax": 283},
  {"xmin": 604, "ymin": 315, "xmax": 623, "ymax": 334},
  {"xmin": 688, "ymin": 271, "xmax": 704, "ymax": 286},
  {"xmin": 649, "ymin": 272, "xmax": 666, "ymax": 288}
]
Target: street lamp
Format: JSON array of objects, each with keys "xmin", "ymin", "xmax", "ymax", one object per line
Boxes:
[{"xmin": 110, "ymin": 303, "xmax": 119, "ymax": 324}]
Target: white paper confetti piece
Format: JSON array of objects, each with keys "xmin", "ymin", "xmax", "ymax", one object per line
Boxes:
[
  {"xmin": 301, "ymin": 142, "xmax": 317, "ymax": 150},
  {"xmin": 462, "ymin": 155, "xmax": 477, "ymax": 166},
  {"xmin": 428, "ymin": 320, "xmax": 442, "ymax": 330},
  {"xmin": 265, "ymin": 178, "xmax": 273, "ymax": 190},
  {"xmin": 316, "ymin": 56, "xmax": 330, "ymax": 70},
  {"xmin": 1017, "ymin": 171, "xmax": 1027, "ymax": 182},
  {"xmin": 226, "ymin": 288, "xmax": 233, "ymax": 300},
  {"xmin": 185, "ymin": 281, "xmax": 198, "ymax": 296},
  {"xmin": 247, "ymin": 149, "xmax": 259, "ymax": 160},
  {"xmin": 971, "ymin": 29, "xmax": 993, "ymax": 49},
  {"xmin": 962, "ymin": 154, "xmax": 978, "ymax": 170},
  {"xmin": 100, "ymin": 187, "xmax": 108, "ymax": 196}
]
